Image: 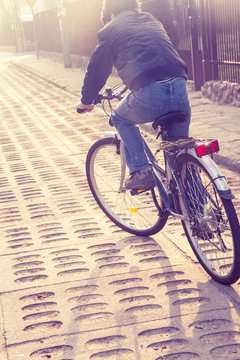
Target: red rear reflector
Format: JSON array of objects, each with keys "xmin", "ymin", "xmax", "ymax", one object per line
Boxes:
[{"xmin": 195, "ymin": 140, "xmax": 219, "ymax": 157}]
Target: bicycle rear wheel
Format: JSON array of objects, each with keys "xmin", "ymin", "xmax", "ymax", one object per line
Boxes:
[
  {"xmin": 86, "ymin": 137, "xmax": 168, "ymax": 236},
  {"xmin": 177, "ymin": 153, "xmax": 240, "ymax": 284}
]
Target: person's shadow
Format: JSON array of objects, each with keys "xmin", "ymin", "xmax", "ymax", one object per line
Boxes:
[{"xmin": 189, "ymin": 279, "xmax": 240, "ymax": 359}]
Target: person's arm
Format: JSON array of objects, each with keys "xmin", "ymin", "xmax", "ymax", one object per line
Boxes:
[{"xmin": 78, "ymin": 40, "xmax": 114, "ymax": 109}]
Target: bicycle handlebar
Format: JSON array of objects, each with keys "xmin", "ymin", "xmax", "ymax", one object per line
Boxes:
[
  {"xmin": 77, "ymin": 84, "xmax": 127, "ymax": 116},
  {"xmin": 93, "ymin": 85, "xmax": 127, "ymax": 105}
]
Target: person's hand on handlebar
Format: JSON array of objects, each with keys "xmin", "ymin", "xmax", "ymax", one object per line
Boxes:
[{"xmin": 76, "ymin": 102, "xmax": 94, "ymax": 114}]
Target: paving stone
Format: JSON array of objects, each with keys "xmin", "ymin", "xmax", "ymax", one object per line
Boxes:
[{"xmin": 0, "ymin": 56, "xmax": 240, "ymax": 360}]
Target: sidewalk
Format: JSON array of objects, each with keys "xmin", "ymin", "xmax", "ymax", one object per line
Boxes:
[
  {"xmin": 11, "ymin": 52, "xmax": 240, "ymax": 173},
  {"xmin": 2, "ymin": 51, "xmax": 240, "ymax": 360}
]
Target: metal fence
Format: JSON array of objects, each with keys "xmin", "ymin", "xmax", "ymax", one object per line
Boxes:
[
  {"xmin": 168, "ymin": 0, "xmax": 240, "ymax": 88},
  {"xmin": 200, "ymin": 0, "xmax": 240, "ymax": 84}
]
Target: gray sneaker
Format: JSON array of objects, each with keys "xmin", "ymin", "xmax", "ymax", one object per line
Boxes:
[{"xmin": 125, "ymin": 165, "xmax": 156, "ymax": 190}]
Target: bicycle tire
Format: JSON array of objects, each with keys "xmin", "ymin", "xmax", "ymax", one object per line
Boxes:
[
  {"xmin": 86, "ymin": 137, "xmax": 168, "ymax": 236},
  {"xmin": 176, "ymin": 153, "xmax": 240, "ymax": 284}
]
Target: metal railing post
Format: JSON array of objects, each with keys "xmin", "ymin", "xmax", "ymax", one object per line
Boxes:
[{"xmin": 188, "ymin": 0, "xmax": 203, "ymax": 90}]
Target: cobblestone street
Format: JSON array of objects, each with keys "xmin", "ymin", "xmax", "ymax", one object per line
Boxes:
[{"xmin": 0, "ymin": 59, "xmax": 240, "ymax": 360}]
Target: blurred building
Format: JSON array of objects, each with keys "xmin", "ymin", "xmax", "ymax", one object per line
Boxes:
[
  {"xmin": 0, "ymin": 0, "xmax": 17, "ymax": 49},
  {"xmin": 17, "ymin": 0, "xmax": 58, "ymax": 15}
]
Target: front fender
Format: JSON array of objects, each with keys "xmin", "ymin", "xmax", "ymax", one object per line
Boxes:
[{"xmin": 104, "ymin": 131, "xmax": 121, "ymax": 140}]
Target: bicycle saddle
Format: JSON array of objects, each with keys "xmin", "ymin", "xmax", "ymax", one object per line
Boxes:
[{"xmin": 152, "ymin": 112, "xmax": 187, "ymax": 130}]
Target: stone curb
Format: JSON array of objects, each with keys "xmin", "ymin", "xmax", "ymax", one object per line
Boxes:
[{"xmin": 202, "ymin": 80, "xmax": 240, "ymax": 107}]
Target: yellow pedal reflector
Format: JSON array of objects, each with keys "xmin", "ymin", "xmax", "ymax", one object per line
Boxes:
[
  {"xmin": 130, "ymin": 207, "xmax": 138, "ymax": 214},
  {"xmin": 137, "ymin": 189, "xmax": 145, "ymax": 193}
]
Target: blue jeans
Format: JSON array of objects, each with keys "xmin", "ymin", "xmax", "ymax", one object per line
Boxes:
[{"xmin": 111, "ymin": 77, "xmax": 191, "ymax": 174}]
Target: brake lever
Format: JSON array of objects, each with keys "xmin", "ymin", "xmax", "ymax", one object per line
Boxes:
[{"xmin": 93, "ymin": 94, "xmax": 104, "ymax": 105}]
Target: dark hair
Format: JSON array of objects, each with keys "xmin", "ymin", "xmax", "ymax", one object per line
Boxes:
[{"xmin": 101, "ymin": 0, "xmax": 141, "ymax": 24}]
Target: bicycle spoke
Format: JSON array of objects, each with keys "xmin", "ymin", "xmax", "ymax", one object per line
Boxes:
[
  {"xmin": 86, "ymin": 138, "xmax": 167, "ymax": 235},
  {"xmin": 177, "ymin": 153, "xmax": 240, "ymax": 284}
]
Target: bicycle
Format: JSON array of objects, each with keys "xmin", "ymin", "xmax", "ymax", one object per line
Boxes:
[{"xmin": 81, "ymin": 84, "xmax": 240, "ymax": 285}]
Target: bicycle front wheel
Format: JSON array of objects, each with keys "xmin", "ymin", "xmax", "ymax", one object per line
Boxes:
[
  {"xmin": 177, "ymin": 153, "xmax": 240, "ymax": 284},
  {"xmin": 86, "ymin": 137, "xmax": 168, "ymax": 236}
]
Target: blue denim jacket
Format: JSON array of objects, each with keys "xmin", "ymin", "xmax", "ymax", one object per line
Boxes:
[{"xmin": 81, "ymin": 10, "xmax": 187, "ymax": 105}]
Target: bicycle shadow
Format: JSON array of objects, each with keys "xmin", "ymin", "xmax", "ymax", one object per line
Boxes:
[
  {"xmin": 28, "ymin": 231, "xmax": 240, "ymax": 359},
  {"xmin": 67, "ymin": 233, "xmax": 215, "ymax": 359},
  {"xmin": 63, "ymin": 231, "xmax": 186, "ymax": 360},
  {"xmin": 110, "ymin": 233, "xmax": 240, "ymax": 359}
]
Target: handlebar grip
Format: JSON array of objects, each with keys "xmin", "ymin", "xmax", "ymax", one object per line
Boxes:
[
  {"xmin": 77, "ymin": 108, "xmax": 86, "ymax": 114},
  {"xmin": 93, "ymin": 96, "xmax": 103, "ymax": 105}
]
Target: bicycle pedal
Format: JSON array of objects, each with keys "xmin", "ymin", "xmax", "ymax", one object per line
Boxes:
[{"xmin": 130, "ymin": 188, "xmax": 152, "ymax": 196}]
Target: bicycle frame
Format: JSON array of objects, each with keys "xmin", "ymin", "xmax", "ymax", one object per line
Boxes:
[
  {"xmin": 143, "ymin": 138, "xmax": 191, "ymax": 221},
  {"xmin": 104, "ymin": 129, "xmax": 233, "ymax": 222},
  {"xmin": 104, "ymin": 130, "xmax": 190, "ymax": 221},
  {"xmin": 145, "ymin": 136, "xmax": 233, "ymax": 216}
]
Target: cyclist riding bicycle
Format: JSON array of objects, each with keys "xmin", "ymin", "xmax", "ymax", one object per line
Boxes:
[{"xmin": 76, "ymin": 0, "xmax": 191, "ymax": 191}]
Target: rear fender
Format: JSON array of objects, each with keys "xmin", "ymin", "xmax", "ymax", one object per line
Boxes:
[{"xmin": 180, "ymin": 148, "xmax": 234, "ymax": 200}]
